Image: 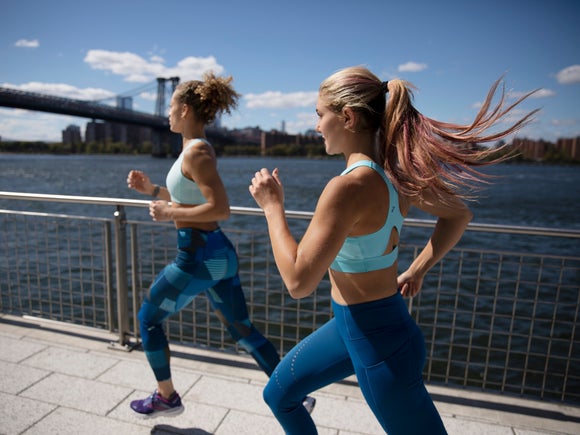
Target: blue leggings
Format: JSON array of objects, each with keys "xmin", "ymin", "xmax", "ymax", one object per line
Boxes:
[
  {"xmin": 138, "ymin": 228, "xmax": 280, "ymax": 381},
  {"xmin": 263, "ymin": 293, "xmax": 447, "ymax": 435}
]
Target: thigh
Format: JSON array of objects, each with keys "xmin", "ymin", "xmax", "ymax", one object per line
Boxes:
[
  {"xmin": 269, "ymin": 318, "xmax": 355, "ymax": 399},
  {"xmin": 141, "ymin": 261, "xmax": 218, "ymax": 331},
  {"xmin": 205, "ymin": 275, "xmax": 250, "ymax": 324}
]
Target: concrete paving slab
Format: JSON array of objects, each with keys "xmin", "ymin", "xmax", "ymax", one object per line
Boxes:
[
  {"xmin": 21, "ymin": 346, "xmax": 119, "ymax": 379},
  {"xmin": 20, "ymin": 407, "xmax": 146, "ymax": 435},
  {"xmin": 0, "ymin": 392, "xmax": 56, "ymax": 435},
  {"xmin": 99, "ymin": 359, "xmax": 203, "ymax": 396},
  {"xmin": 0, "ymin": 360, "xmax": 49, "ymax": 395},
  {"xmin": 443, "ymin": 416, "xmax": 514, "ymax": 434},
  {"xmin": 0, "ymin": 335, "xmax": 46, "ymax": 363},
  {"xmin": 213, "ymin": 409, "xmax": 286, "ymax": 435},
  {"xmin": 185, "ymin": 375, "xmax": 270, "ymax": 416},
  {"xmin": 19, "ymin": 372, "xmax": 133, "ymax": 416},
  {"xmin": 309, "ymin": 394, "xmax": 384, "ymax": 434}
]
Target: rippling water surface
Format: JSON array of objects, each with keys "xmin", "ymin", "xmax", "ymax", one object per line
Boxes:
[{"xmin": 1, "ymin": 153, "xmax": 579, "ymax": 225}]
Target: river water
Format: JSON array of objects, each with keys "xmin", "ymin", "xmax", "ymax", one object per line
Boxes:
[
  {"xmin": 1, "ymin": 153, "xmax": 579, "ymax": 254},
  {"xmin": 1, "ymin": 153, "xmax": 579, "ymax": 225}
]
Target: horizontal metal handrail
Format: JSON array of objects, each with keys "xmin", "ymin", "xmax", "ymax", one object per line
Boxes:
[{"xmin": 2, "ymin": 190, "xmax": 579, "ymax": 238}]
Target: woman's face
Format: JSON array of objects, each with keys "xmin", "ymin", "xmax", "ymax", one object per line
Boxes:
[
  {"xmin": 316, "ymin": 95, "xmax": 344, "ymax": 155},
  {"xmin": 168, "ymin": 93, "xmax": 184, "ymax": 134}
]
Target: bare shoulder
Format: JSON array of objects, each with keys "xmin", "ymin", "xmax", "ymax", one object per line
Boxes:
[
  {"xmin": 317, "ymin": 173, "xmax": 368, "ymax": 215},
  {"xmin": 323, "ymin": 173, "xmax": 364, "ymax": 197},
  {"xmin": 184, "ymin": 139, "xmax": 214, "ymax": 159},
  {"xmin": 183, "ymin": 140, "xmax": 215, "ymax": 165},
  {"xmin": 182, "ymin": 140, "xmax": 217, "ymax": 179}
]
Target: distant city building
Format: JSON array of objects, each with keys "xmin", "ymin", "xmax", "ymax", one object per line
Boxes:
[
  {"xmin": 511, "ymin": 136, "xmax": 580, "ymax": 161},
  {"xmin": 260, "ymin": 130, "xmax": 324, "ymax": 155},
  {"xmin": 85, "ymin": 120, "xmax": 152, "ymax": 149},
  {"xmin": 116, "ymin": 96, "xmax": 133, "ymax": 110},
  {"xmin": 230, "ymin": 126, "xmax": 262, "ymax": 144},
  {"xmin": 281, "ymin": 120, "xmax": 286, "ymax": 133},
  {"xmin": 62, "ymin": 124, "xmax": 82, "ymax": 147}
]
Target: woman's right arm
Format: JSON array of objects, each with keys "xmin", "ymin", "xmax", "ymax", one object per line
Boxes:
[{"xmin": 251, "ymin": 168, "xmax": 360, "ymax": 299}]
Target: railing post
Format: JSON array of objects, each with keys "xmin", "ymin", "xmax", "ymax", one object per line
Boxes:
[
  {"xmin": 104, "ymin": 221, "xmax": 115, "ymax": 333},
  {"xmin": 109, "ymin": 205, "xmax": 134, "ymax": 350}
]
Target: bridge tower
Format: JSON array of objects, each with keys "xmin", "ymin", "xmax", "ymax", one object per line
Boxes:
[
  {"xmin": 155, "ymin": 78, "xmax": 167, "ymax": 117},
  {"xmin": 169, "ymin": 77, "xmax": 180, "ymax": 95},
  {"xmin": 153, "ymin": 77, "xmax": 181, "ymax": 157},
  {"xmin": 154, "ymin": 77, "xmax": 180, "ymax": 117}
]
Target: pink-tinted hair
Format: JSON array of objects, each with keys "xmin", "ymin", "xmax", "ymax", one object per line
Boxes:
[{"xmin": 319, "ymin": 66, "xmax": 539, "ymax": 202}]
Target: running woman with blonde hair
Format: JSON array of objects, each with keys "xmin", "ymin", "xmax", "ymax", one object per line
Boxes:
[{"xmin": 250, "ymin": 66, "xmax": 537, "ymax": 434}]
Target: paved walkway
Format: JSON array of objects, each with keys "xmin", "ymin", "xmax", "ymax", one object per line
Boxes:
[{"xmin": 1, "ymin": 314, "xmax": 579, "ymax": 435}]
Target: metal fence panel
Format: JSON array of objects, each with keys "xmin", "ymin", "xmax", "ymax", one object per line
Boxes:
[{"xmin": 0, "ymin": 194, "xmax": 578, "ymax": 405}]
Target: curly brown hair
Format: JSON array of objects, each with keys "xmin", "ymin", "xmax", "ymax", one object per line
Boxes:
[{"xmin": 174, "ymin": 72, "xmax": 240, "ymax": 124}]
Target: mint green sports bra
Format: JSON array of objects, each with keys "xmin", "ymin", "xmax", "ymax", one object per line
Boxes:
[
  {"xmin": 165, "ymin": 139, "xmax": 208, "ymax": 205},
  {"xmin": 329, "ymin": 160, "xmax": 404, "ymax": 273}
]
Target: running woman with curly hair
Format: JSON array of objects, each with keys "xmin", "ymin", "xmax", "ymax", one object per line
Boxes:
[{"xmin": 127, "ymin": 72, "xmax": 315, "ymax": 418}]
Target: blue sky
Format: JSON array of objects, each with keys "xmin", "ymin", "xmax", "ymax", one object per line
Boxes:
[{"xmin": 1, "ymin": 0, "xmax": 579, "ymax": 143}]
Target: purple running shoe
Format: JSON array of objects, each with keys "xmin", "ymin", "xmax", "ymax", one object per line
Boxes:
[{"xmin": 130, "ymin": 390, "xmax": 184, "ymax": 418}]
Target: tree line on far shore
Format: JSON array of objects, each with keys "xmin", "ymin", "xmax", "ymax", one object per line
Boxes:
[{"xmin": 0, "ymin": 138, "xmax": 578, "ymax": 164}]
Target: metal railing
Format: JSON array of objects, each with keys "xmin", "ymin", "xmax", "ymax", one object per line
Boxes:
[{"xmin": 1, "ymin": 191, "xmax": 579, "ymax": 405}]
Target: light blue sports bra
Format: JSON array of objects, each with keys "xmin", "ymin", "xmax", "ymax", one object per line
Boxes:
[
  {"xmin": 165, "ymin": 139, "xmax": 208, "ymax": 205},
  {"xmin": 330, "ymin": 160, "xmax": 404, "ymax": 273}
]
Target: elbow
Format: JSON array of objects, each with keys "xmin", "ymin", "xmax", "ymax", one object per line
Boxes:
[
  {"xmin": 465, "ymin": 208, "xmax": 474, "ymax": 225},
  {"xmin": 213, "ymin": 203, "xmax": 230, "ymax": 221},
  {"xmin": 285, "ymin": 280, "xmax": 316, "ymax": 300},
  {"xmin": 219, "ymin": 206, "xmax": 231, "ymax": 221},
  {"xmin": 287, "ymin": 288, "xmax": 309, "ymax": 300}
]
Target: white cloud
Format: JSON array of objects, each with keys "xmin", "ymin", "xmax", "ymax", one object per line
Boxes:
[
  {"xmin": 508, "ymin": 88, "xmax": 555, "ymax": 99},
  {"xmin": 556, "ymin": 65, "xmax": 580, "ymax": 84},
  {"xmin": 398, "ymin": 62, "xmax": 427, "ymax": 73},
  {"xmin": 472, "ymin": 87, "xmax": 554, "ymax": 110},
  {"xmin": 244, "ymin": 91, "xmax": 318, "ymax": 109},
  {"xmin": 14, "ymin": 39, "xmax": 39, "ymax": 48},
  {"xmin": 551, "ymin": 118, "xmax": 578, "ymax": 127},
  {"xmin": 149, "ymin": 55, "xmax": 165, "ymax": 63},
  {"xmin": 1, "ymin": 82, "xmax": 115, "ymax": 101},
  {"xmin": 285, "ymin": 111, "xmax": 318, "ymax": 134},
  {"xmin": 0, "ymin": 108, "xmax": 78, "ymax": 141},
  {"xmin": 84, "ymin": 49, "xmax": 224, "ymax": 83}
]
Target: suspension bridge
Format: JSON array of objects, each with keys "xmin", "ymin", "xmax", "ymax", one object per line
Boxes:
[{"xmin": 0, "ymin": 78, "xmax": 181, "ymax": 155}]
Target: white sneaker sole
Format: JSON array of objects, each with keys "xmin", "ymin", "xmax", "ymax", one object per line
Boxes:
[{"xmin": 135, "ymin": 404, "xmax": 185, "ymax": 419}]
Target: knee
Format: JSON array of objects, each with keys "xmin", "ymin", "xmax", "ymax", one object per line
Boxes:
[
  {"xmin": 138, "ymin": 303, "xmax": 164, "ymax": 346},
  {"xmin": 263, "ymin": 377, "xmax": 298, "ymax": 414},
  {"xmin": 263, "ymin": 380, "xmax": 280, "ymax": 411}
]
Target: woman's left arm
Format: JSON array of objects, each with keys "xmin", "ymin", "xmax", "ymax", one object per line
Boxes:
[{"xmin": 398, "ymin": 191, "xmax": 473, "ymax": 297}]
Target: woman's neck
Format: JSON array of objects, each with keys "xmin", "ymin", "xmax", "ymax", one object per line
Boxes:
[{"xmin": 180, "ymin": 121, "xmax": 206, "ymax": 144}]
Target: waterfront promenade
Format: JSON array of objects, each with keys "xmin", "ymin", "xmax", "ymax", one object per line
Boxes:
[{"xmin": 1, "ymin": 314, "xmax": 579, "ymax": 435}]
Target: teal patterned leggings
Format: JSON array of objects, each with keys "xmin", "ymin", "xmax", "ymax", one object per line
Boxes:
[{"xmin": 138, "ymin": 228, "xmax": 280, "ymax": 381}]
